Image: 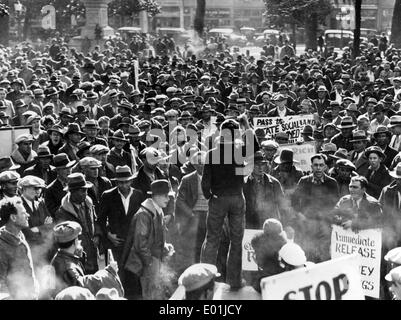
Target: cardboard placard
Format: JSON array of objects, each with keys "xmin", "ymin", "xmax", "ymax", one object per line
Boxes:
[{"xmin": 241, "ymin": 229, "xmax": 261, "ymax": 271}]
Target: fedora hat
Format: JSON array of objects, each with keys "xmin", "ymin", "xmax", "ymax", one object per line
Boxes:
[
  {"xmin": 112, "ymin": 165, "xmax": 135, "ymax": 182},
  {"xmin": 65, "ymin": 123, "xmax": 85, "ymax": 137},
  {"xmin": 390, "ymin": 162, "xmax": 401, "ymax": 179},
  {"xmin": 337, "ymin": 116, "xmax": 356, "ymax": 129},
  {"xmin": 47, "ymin": 125, "xmax": 64, "ymax": 137},
  {"xmin": 274, "ymin": 148, "xmax": 299, "ymax": 164},
  {"xmin": 111, "ymin": 129, "xmax": 129, "ymax": 142},
  {"xmin": 373, "ymin": 125, "xmax": 392, "ymax": 139},
  {"xmin": 389, "ymin": 115, "xmax": 401, "ymax": 128},
  {"xmin": 76, "ymin": 141, "xmax": 92, "ymax": 159},
  {"xmin": 345, "ymin": 103, "xmax": 360, "ymax": 115},
  {"xmin": 64, "ymin": 172, "xmax": 93, "ymax": 191},
  {"xmin": 365, "ymin": 146, "xmax": 386, "ymax": 160},
  {"xmin": 127, "ymin": 125, "xmax": 145, "ymax": 137},
  {"xmin": 320, "ymin": 143, "xmax": 337, "ymax": 154},
  {"xmin": 350, "ymin": 130, "xmax": 368, "ymax": 143},
  {"xmin": 328, "ymin": 148, "xmax": 348, "ymax": 160},
  {"xmin": 84, "ymin": 119, "xmax": 100, "ymax": 129},
  {"xmin": 147, "ymin": 179, "xmax": 175, "ymax": 196},
  {"xmin": 0, "ymin": 157, "xmax": 20, "ymax": 172},
  {"xmin": 53, "ymin": 153, "xmax": 76, "ymax": 169},
  {"xmin": 35, "ymin": 145, "xmax": 54, "ymax": 159},
  {"xmin": 253, "ymin": 150, "xmax": 268, "ymax": 163}
]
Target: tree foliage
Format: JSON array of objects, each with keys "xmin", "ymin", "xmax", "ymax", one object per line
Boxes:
[
  {"xmin": 263, "ymin": 0, "xmax": 332, "ymax": 49},
  {"xmin": 108, "ymin": 0, "xmax": 161, "ymax": 17}
]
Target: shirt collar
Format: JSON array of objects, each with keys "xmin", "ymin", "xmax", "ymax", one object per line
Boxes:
[
  {"xmin": 118, "ymin": 187, "xmax": 133, "ymax": 200},
  {"xmin": 151, "ymin": 198, "xmax": 163, "ymax": 216},
  {"xmin": 312, "ymin": 174, "xmax": 325, "ymax": 184}
]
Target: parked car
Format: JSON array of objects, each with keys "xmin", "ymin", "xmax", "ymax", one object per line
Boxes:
[
  {"xmin": 324, "ymin": 29, "xmax": 354, "ymax": 49},
  {"xmin": 208, "ymin": 28, "xmax": 247, "ymax": 46},
  {"xmin": 156, "ymin": 27, "xmax": 192, "ymax": 45}
]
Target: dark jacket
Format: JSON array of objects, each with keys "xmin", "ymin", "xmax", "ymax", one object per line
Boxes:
[
  {"xmin": 331, "ymin": 132, "xmax": 354, "ymax": 152},
  {"xmin": 291, "ymin": 173, "xmax": 340, "ymax": 219},
  {"xmin": 201, "ymin": 129, "xmax": 259, "ymax": 199},
  {"xmin": 87, "ymin": 176, "xmax": 113, "ymax": 215},
  {"xmin": 266, "ymin": 107, "xmax": 295, "ymax": 117},
  {"xmin": 106, "ymin": 147, "xmax": 132, "ymax": 172},
  {"xmin": 271, "ymin": 165, "xmax": 304, "ymax": 191},
  {"xmin": 0, "ymin": 227, "xmax": 38, "ymax": 300},
  {"xmin": 332, "ymin": 193, "xmax": 382, "ymax": 230},
  {"xmin": 382, "ymin": 145, "xmax": 398, "ymax": 169},
  {"xmin": 44, "ymin": 178, "xmax": 66, "ymax": 218},
  {"xmin": 23, "ymin": 163, "xmax": 57, "ymax": 185},
  {"xmin": 50, "ymin": 249, "xmax": 123, "ymax": 298},
  {"xmin": 365, "ymin": 164, "xmax": 392, "ymax": 200},
  {"xmin": 348, "ymin": 150, "xmax": 370, "ymax": 177},
  {"xmin": 55, "ymin": 194, "xmax": 101, "ymax": 273},
  {"xmin": 175, "ymin": 171, "xmax": 201, "ymax": 220},
  {"xmin": 243, "ymin": 173, "xmax": 290, "ymax": 228},
  {"xmin": 98, "ymin": 187, "xmax": 144, "ymax": 250},
  {"xmin": 121, "ymin": 198, "xmax": 168, "ymax": 276},
  {"xmin": 58, "ymin": 143, "xmax": 79, "ymax": 162}
]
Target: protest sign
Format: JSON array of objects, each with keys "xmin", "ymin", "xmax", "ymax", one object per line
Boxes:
[
  {"xmin": 253, "ymin": 115, "xmax": 316, "ymax": 143},
  {"xmin": 260, "ymin": 254, "xmax": 364, "ymax": 300},
  {"xmin": 330, "ymin": 225, "xmax": 382, "ymax": 298},
  {"xmin": 278, "ymin": 141, "xmax": 316, "ymax": 172},
  {"xmin": 242, "ymin": 229, "xmax": 260, "ymax": 271},
  {"xmin": 0, "ymin": 127, "xmax": 30, "ymax": 157}
]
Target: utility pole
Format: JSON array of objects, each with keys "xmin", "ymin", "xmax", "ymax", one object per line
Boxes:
[{"xmin": 353, "ymin": 0, "xmax": 362, "ymax": 58}]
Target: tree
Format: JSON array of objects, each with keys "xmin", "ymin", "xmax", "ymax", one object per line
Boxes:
[
  {"xmin": 108, "ymin": 0, "xmax": 161, "ymax": 17},
  {"xmin": 264, "ymin": 0, "xmax": 332, "ymax": 50},
  {"xmin": 194, "ymin": 0, "xmax": 206, "ymax": 38},
  {"xmin": 0, "ymin": 3, "xmax": 9, "ymax": 16},
  {"xmin": 391, "ymin": 0, "xmax": 401, "ymax": 48},
  {"xmin": 353, "ymin": 0, "xmax": 362, "ymax": 58}
]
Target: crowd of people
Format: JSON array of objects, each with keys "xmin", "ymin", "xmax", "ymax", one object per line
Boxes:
[{"xmin": 1, "ymin": 31, "xmax": 401, "ymax": 300}]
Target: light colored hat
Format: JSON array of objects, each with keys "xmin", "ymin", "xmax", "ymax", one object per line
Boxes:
[
  {"xmin": 53, "ymin": 221, "xmax": 82, "ymax": 243},
  {"xmin": 141, "ymin": 147, "xmax": 170, "ymax": 165},
  {"xmin": 178, "ymin": 263, "xmax": 220, "ymax": 292},
  {"xmin": 279, "ymin": 242, "xmax": 307, "ymax": 267},
  {"xmin": 55, "ymin": 286, "xmax": 94, "ymax": 300},
  {"xmin": 385, "ymin": 247, "xmax": 401, "ymax": 264},
  {"xmin": 385, "ymin": 266, "xmax": 401, "ymax": 282},
  {"xmin": 112, "ymin": 165, "xmax": 135, "ymax": 182},
  {"xmin": 0, "ymin": 170, "xmax": 20, "ymax": 183},
  {"xmin": 96, "ymin": 288, "xmax": 126, "ymax": 300},
  {"xmin": 79, "ymin": 157, "xmax": 102, "ymax": 168},
  {"xmin": 18, "ymin": 175, "xmax": 45, "ymax": 189},
  {"xmin": 89, "ymin": 144, "xmax": 110, "ymax": 155},
  {"xmin": 15, "ymin": 133, "xmax": 34, "ymax": 144}
]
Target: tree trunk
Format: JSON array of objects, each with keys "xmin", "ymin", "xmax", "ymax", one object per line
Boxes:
[
  {"xmin": 353, "ymin": 0, "xmax": 362, "ymax": 58},
  {"xmin": 291, "ymin": 22, "xmax": 296, "ymax": 49},
  {"xmin": 391, "ymin": 0, "xmax": 401, "ymax": 47},
  {"xmin": 304, "ymin": 12, "xmax": 318, "ymax": 50},
  {"xmin": 0, "ymin": 0, "xmax": 9, "ymax": 46},
  {"xmin": 194, "ymin": 0, "xmax": 205, "ymax": 38}
]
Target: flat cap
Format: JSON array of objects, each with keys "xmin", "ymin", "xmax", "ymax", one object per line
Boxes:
[
  {"xmin": 53, "ymin": 221, "xmax": 82, "ymax": 243},
  {"xmin": 0, "ymin": 171, "xmax": 20, "ymax": 183},
  {"xmin": 89, "ymin": 144, "xmax": 110, "ymax": 155},
  {"xmin": 178, "ymin": 263, "xmax": 220, "ymax": 292},
  {"xmin": 385, "ymin": 247, "xmax": 401, "ymax": 265},
  {"xmin": 279, "ymin": 242, "xmax": 307, "ymax": 267},
  {"xmin": 385, "ymin": 266, "xmax": 401, "ymax": 282},
  {"xmin": 18, "ymin": 175, "xmax": 45, "ymax": 189},
  {"xmin": 79, "ymin": 157, "xmax": 102, "ymax": 168},
  {"xmin": 15, "ymin": 133, "xmax": 34, "ymax": 145}
]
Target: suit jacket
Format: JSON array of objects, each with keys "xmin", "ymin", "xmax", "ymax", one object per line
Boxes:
[
  {"xmin": 44, "ymin": 178, "xmax": 66, "ymax": 218},
  {"xmin": 106, "ymin": 148, "xmax": 132, "ymax": 172},
  {"xmin": 87, "ymin": 176, "xmax": 113, "ymax": 215},
  {"xmin": 313, "ymin": 98, "xmax": 331, "ymax": 117},
  {"xmin": 382, "ymin": 145, "xmax": 398, "ymax": 169},
  {"xmin": 365, "ymin": 164, "xmax": 392, "ymax": 200},
  {"xmin": 98, "ymin": 187, "xmax": 144, "ymax": 248},
  {"xmin": 348, "ymin": 150, "xmax": 370, "ymax": 177},
  {"xmin": 175, "ymin": 171, "xmax": 199, "ymax": 220},
  {"xmin": 103, "ymin": 104, "xmax": 119, "ymax": 118},
  {"xmin": 58, "ymin": 143, "xmax": 79, "ymax": 162},
  {"xmin": 333, "ymin": 192, "xmax": 382, "ymax": 230}
]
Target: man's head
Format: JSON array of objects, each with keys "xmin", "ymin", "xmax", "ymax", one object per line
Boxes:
[
  {"xmin": 113, "ymin": 165, "xmax": 134, "ymax": 194},
  {"xmin": 252, "ymin": 151, "xmax": 268, "ymax": 176},
  {"xmin": 0, "ymin": 170, "xmax": 20, "ymax": 197},
  {"xmin": 47, "ymin": 126, "xmax": 64, "ymax": 145},
  {"xmin": 350, "ymin": 130, "xmax": 368, "ymax": 153},
  {"xmin": 148, "ymin": 179, "xmax": 174, "ymax": 209},
  {"xmin": 390, "ymin": 163, "xmax": 401, "ymax": 189},
  {"xmin": 0, "ymin": 197, "xmax": 29, "ymax": 230},
  {"xmin": 18, "ymin": 175, "xmax": 45, "ymax": 201},
  {"xmin": 65, "ymin": 173, "xmax": 92, "ymax": 204},
  {"xmin": 311, "ymin": 154, "xmax": 327, "ymax": 179},
  {"xmin": 349, "ymin": 176, "xmax": 367, "ymax": 200},
  {"xmin": 53, "ymin": 221, "xmax": 83, "ymax": 256},
  {"xmin": 80, "ymin": 157, "xmax": 102, "ymax": 180},
  {"xmin": 178, "ymin": 263, "xmax": 220, "ymax": 300}
]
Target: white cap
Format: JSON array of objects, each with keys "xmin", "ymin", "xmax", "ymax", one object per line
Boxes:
[{"xmin": 279, "ymin": 242, "xmax": 307, "ymax": 267}]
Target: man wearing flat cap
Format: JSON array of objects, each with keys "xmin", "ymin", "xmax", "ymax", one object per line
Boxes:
[
  {"xmin": 177, "ymin": 263, "xmax": 220, "ymax": 300},
  {"xmin": 121, "ymin": 179, "xmax": 175, "ymax": 300},
  {"xmin": 11, "ymin": 133, "xmax": 37, "ymax": 175},
  {"xmin": 50, "ymin": 220, "xmax": 123, "ymax": 298},
  {"xmin": 54, "ymin": 173, "xmax": 101, "ymax": 274},
  {"xmin": 0, "ymin": 171, "xmax": 20, "ymax": 201}
]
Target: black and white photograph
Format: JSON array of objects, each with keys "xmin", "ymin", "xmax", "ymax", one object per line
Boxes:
[{"xmin": 0, "ymin": 0, "xmax": 400, "ymax": 307}]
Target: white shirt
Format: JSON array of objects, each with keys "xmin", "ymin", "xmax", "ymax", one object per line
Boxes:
[
  {"xmin": 118, "ymin": 188, "xmax": 133, "ymax": 215},
  {"xmin": 277, "ymin": 107, "xmax": 286, "ymax": 118},
  {"xmin": 22, "ymin": 195, "xmax": 35, "ymax": 211},
  {"xmin": 390, "ymin": 134, "xmax": 401, "ymax": 151}
]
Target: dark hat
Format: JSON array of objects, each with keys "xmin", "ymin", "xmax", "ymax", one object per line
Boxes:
[
  {"xmin": 322, "ymin": 110, "xmax": 333, "ymax": 120},
  {"xmin": 329, "ymin": 148, "xmax": 348, "ymax": 160},
  {"xmin": 35, "ymin": 145, "xmax": 53, "ymax": 159},
  {"xmin": 253, "ymin": 150, "xmax": 268, "ymax": 163},
  {"xmin": 60, "ymin": 107, "xmax": 74, "ymax": 118},
  {"xmin": 111, "ymin": 129, "xmax": 129, "ymax": 142},
  {"xmin": 117, "ymin": 117, "xmax": 133, "ymax": 128},
  {"xmin": 65, "ymin": 123, "xmax": 85, "ymax": 137},
  {"xmin": 14, "ymin": 99, "xmax": 28, "ymax": 109},
  {"xmin": 373, "ymin": 103, "xmax": 384, "ymax": 114},
  {"xmin": 127, "ymin": 125, "xmax": 145, "ymax": 137},
  {"xmin": 147, "ymin": 179, "xmax": 175, "ymax": 196},
  {"xmin": 302, "ymin": 125, "xmax": 314, "ymax": 138},
  {"xmin": 337, "ymin": 116, "xmax": 356, "ymax": 129},
  {"xmin": 47, "ymin": 125, "xmax": 64, "ymax": 136},
  {"xmin": 330, "ymin": 101, "xmax": 341, "ymax": 108},
  {"xmin": 112, "ymin": 165, "xmax": 135, "ymax": 182},
  {"xmin": 364, "ymin": 146, "xmax": 386, "ymax": 160},
  {"xmin": 274, "ymin": 148, "xmax": 299, "ymax": 164},
  {"xmin": 389, "ymin": 115, "xmax": 401, "ymax": 128},
  {"xmin": 76, "ymin": 141, "xmax": 92, "ymax": 159},
  {"xmin": 64, "ymin": 172, "xmax": 93, "ymax": 191},
  {"xmin": 53, "ymin": 221, "xmax": 82, "ymax": 243},
  {"xmin": 53, "ymin": 153, "xmax": 76, "ymax": 169},
  {"xmin": 350, "ymin": 130, "xmax": 368, "ymax": 143},
  {"xmin": 0, "ymin": 157, "xmax": 20, "ymax": 172},
  {"xmin": 178, "ymin": 111, "xmax": 193, "ymax": 121}
]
